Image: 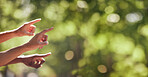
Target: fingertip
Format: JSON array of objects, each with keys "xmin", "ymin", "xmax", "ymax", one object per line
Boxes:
[
  {"xmin": 37, "ymin": 18, "xmax": 41, "ymax": 20},
  {"xmin": 35, "ymin": 18, "xmax": 41, "ymax": 22},
  {"xmin": 35, "ymin": 18, "xmax": 41, "ymax": 21},
  {"xmin": 46, "ymin": 27, "xmax": 54, "ymax": 31},
  {"xmin": 42, "ymin": 52, "xmax": 51, "ymax": 58},
  {"xmin": 50, "ymin": 27, "xmax": 54, "ymax": 29},
  {"xmin": 29, "ymin": 18, "xmax": 41, "ymax": 25},
  {"xmin": 45, "ymin": 52, "xmax": 51, "ymax": 57},
  {"xmin": 48, "ymin": 52, "xmax": 52, "ymax": 55},
  {"xmin": 49, "ymin": 27, "xmax": 54, "ymax": 30},
  {"xmin": 45, "ymin": 27, "xmax": 53, "ymax": 33}
]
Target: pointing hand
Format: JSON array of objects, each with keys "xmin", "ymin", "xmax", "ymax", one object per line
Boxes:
[
  {"xmin": 15, "ymin": 19, "xmax": 41, "ymax": 36},
  {"xmin": 26, "ymin": 27, "xmax": 53, "ymax": 50}
]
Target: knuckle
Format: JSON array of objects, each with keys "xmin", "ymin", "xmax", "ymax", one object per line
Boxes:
[
  {"xmin": 24, "ymin": 22, "xmax": 29, "ymax": 25},
  {"xmin": 41, "ymin": 60, "xmax": 45, "ymax": 63},
  {"xmin": 42, "ymin": 58, "xmax": 45, "ymax": 61}
]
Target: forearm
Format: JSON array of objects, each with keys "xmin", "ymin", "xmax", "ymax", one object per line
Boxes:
[
  {"xmin": 5, "ymin": 57, "xmax": 23, "ymax": 65},
  {"xmin": 0, "ymin": 43, "xmax": 31, "ymax": 66},
  {"xmin": 0, "ymin": 30, "xmax": 18, "ymax": 43}
]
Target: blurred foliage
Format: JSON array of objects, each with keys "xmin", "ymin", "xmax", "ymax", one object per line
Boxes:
[{"xmin": 0, "ymin": 0, "xmax": 148, "ymax": 77}]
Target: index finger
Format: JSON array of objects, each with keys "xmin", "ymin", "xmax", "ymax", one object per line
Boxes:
[
  {"xmin": 28, "ymin": 18, "xmax": 41, "ymax": 25},
  {"xmin": 37, "ymin": 52, "xmax": 52, "ymax": 58},
  {"xmin": 40, "ymin": 27, "xmax": 54, "ymax": 35}
]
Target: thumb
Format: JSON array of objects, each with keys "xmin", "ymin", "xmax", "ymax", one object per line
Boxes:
[
  {"xmin": 39, "ymin": 41, "xmax": 48, "ymax": 46},
  {"xmin": 27, "ymin": 33, "xmax": 34, "ymax": 36}
]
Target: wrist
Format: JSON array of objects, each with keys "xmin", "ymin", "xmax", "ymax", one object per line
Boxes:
[
  {"xmin": 16, "ymin": 57, "xmax": 24, "ymax": 63},
  {"xmin": 7, "ymin": 57, "xmax": 24, "ymax": 64},
  {"xmin": 5, "ymin": 29, "xmax": 18, "ymax": 37},
  {"xmin": 17, "ymin": 56, "xmax": 26, "ymax": 63},
  {"xmin": 21, "ymin": 43, "xmax": 32, "ymax": 52},
  {"xmin": 13, "ymin": 29, "xmax": 22, "ymax": 37}
]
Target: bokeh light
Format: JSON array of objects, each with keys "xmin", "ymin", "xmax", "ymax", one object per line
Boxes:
[
  {"xmin": 132, "ymin": 46, "xmax": 146, "ymax": 62},
  {"xmin": 65, "ymin": 51, "xmax": 74, "ymax": 60},
  {"xmin": 97, "ymin": 65, "xmax": 107, "ymax": 73},
  {"xmin": 0, "ymin": 0, "xmax": 147, "ymax": 77},
  {"xmin": 60, "ymin": 1, "xmax": 69, "ymax": 9},
  {"xmin": 77, "ymin": 75, "xmax": 82, "ymax": 77},
  {"xmin": 105, "ymin": 6, "xmax": 114, "ymax": 14},
  {"xmin": 13, "ymin": 4, "xmax": 35, "ymax": 19},
  {"xmin": 134, "ymin": 63, "xmax": 148, "ymax": 76},
  {"xmin": 139, "ymin": 25, "xmax": 148, "ymax": 37},
  {"xmin": 135, "ymin": 1, "xmax": 144, "ymax": 9},
  {"xmin": 78, "ymin": 59, "xmax": 86, "ymax": 67},
  {"xmin": 0, "ymin": 72, "xmax": 2, "ymax": 77},
  {"xmin": 126, "ymin": 12, "xmax": 143, "ymax": 23},
  {"xmin": 44, "ymin": 3, "xmax": 65, "ymax": 21},
  {"xmin": 119, "ymin": 1, "xmax": 128, "ymax": 9},
  {"xmin": 110, "ymin": 34, "xmax": 135, "ymax": 55},
  {"xmin": 77, "ymin": 1, "xmax": 88, "ymax": 8},
  {"xmin": 27, "ymin": 72, "xmax": 38, "ymax": 77},
  {"xmin": 107, "ymin": 13, "xmax": 120, "ymax": 23}
]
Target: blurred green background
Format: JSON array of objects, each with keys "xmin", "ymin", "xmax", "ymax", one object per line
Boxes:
[{"xmin": 0, "ymin": 0, "xmax": 148, "ymax": 77}]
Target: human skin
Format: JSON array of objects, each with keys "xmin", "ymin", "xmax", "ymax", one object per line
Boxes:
[
  {"xmin": 0, "ymin": 19, "xmax": 53, "ymax": 67},
  {"xmin": 0, "ymin": 19, "xmax": 40, "ymax": 43},
  {"xmin": 6, "ymin": 52, "xmax": 51, "ymax": 68}
]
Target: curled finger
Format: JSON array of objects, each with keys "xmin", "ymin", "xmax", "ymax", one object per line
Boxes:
[
  {"xmin": 42, "ymin": 35, "xmax": 48, "ymax": 41},
  {"xmin": 40, "ymin": 41, "xmax": 48, "ymax": 46},
  {"xmin": 40, "ymin": 35, "xmax": 48, "ymax": 42},
  {"xmin": 27, "ymin": 25, "xmax": 36, "ymax": 36},
  {"xmin": 30, "ymin": 25, "xmax": 36, "ymax": 33}
]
